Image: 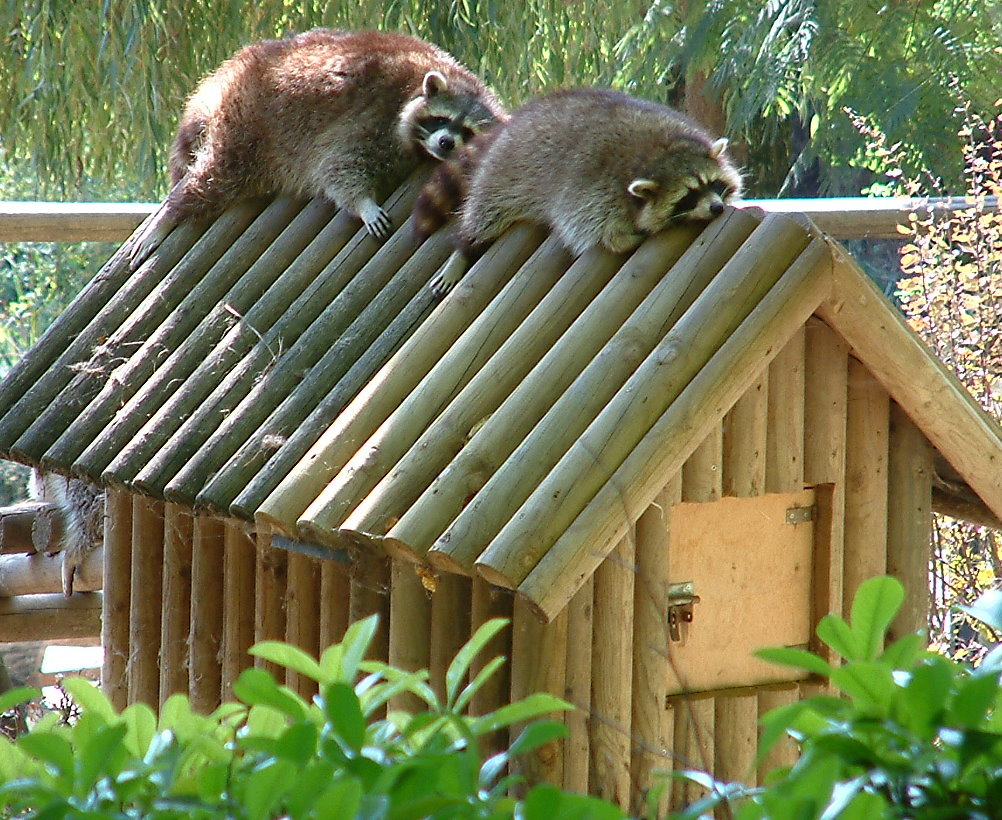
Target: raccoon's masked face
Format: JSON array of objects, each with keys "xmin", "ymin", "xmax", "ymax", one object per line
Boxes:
[
  {"xmin": 401, "ymin": 71, "xmax": 502, "ymax": 161},
  {"xmin": 629, "ymin": 138, "xmax": 743, "ymax": 233}
]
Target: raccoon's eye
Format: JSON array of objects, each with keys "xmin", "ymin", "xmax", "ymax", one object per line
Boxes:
[
  {"xmin": 459, "ymin": 126, "xmax": 476, "ymax": 141},
  {"xmin": 421, "ymin": 116, "xmax": 454, "ymax": 132},
  {"xmin": 709, "ymin": 179, "xmax": 731, "ymax": 196}
]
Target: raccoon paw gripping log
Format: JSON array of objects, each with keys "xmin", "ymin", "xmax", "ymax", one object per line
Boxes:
[
  {"xmin": 130, "ymin": 29, "xmax": 505, "ymax": 268},
  {"xmin": 417, "ymin": 88, "xmax": 743, "ymax": 297}
]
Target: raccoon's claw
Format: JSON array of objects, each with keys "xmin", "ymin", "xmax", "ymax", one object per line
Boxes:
[
  {"xmin": 429, "ymin": 252, "xmax": 469, "ymax": 298},
  {"xmin": 128, "ymin": 214, "xmax": 172, "ymax": 271},
  {"xmin": 357, "ymin": 199, "xmax": 393, "ymax": 240}
]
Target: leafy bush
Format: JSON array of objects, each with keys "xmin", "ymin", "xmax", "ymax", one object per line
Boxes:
[
  {"xmin": 674, "ymin": 577, "xmax": 1002, "ymax": 819},
  {"xmin": 0, "ymin": 616, "xmax": 626, "ymax": 820}
]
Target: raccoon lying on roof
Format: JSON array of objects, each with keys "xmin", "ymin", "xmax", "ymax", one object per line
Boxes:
[
  {"xmin": 130, "ymin": 29, "xmax": 506, "ymax": 267},
  {"xmin": 415, "ymin": 87, "xmax": 743, "ymax": 296}
]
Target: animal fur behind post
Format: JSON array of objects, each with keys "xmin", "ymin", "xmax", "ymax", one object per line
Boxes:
[
  {"xmin": 417, "ymin": 87, "xmax": 743, "ymax": 295},
  {"xmin": 131, "ymin": 28, "xmax": 506, "ymax": 266}
]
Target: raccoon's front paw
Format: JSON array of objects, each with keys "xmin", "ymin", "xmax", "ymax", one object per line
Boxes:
[{"xmin": 357, "ymin": 199, "xmax": 393, "ymax": 240}]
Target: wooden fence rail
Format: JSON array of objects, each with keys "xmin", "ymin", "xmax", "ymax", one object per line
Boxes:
[{"xmin": 0, "ymin": 196, "xmax": 998, "ymax": 243}]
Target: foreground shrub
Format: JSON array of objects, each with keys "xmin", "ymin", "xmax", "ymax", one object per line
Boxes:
[{"xmin": 0, "ymin": 616, "xmax": 625, "ymax": 819}]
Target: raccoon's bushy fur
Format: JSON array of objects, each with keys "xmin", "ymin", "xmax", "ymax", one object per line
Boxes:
[
  {"xmin": 422, "ymin": 88, "xmax": 743, "ymax": 295},
  {"xmin": 132, "ymin": 29, "xmax": 505, "ymax": 265}
]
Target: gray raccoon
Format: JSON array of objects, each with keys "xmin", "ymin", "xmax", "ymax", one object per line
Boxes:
[
  {"xmin": 131, "ymin": 29, "xmax": 506, "ymax": 266},
  {"xmin": 30, "ymin": 470, "xmax": 105, "ymax": 596},
  {"xmin": 428, "ymin": 88, "xmax": 743, "ymax": 296}
]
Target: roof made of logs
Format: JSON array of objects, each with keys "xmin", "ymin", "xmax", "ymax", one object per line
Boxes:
[{"xmin": 2, "ymin": 175, "xmax": 1002, "ymax": 619}]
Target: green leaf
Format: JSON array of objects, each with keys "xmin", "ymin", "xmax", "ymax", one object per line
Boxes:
[
  {"xmin": 959, "ymin": 589, "xmax": 1002, "ymax": 634},
  {"xmin": 445, "ymin": 618, "xmax": 509, "ymax": 708},
  {"xmin": 18, "ymin": 732, "xmax": 75, "ymax": 779},
  {"xmin": 339, "ymin": 615, "xmax": 380, "ymax": 682},
  {"xmin": 323, "ymin": 682, "xmax": 366, "ymax": 752},
  {"xmin": 273, "ymin": 722, "xmax": 318, "ymax": 764},
  {"xmin": 879, "ymin": 631, "xmax": 926, "ymax": 668},
  {"xmin": 900, "ymin": 660, "xmax": 952, "ymax": 737},
  {"xmin": 509, "ymin": 720, "xmax": 568, "ymax": 757},
  {"xmin": 242, "ymin": 759, "xmax": 296, "ymax": 820},
  {"xmin": 470, "ymin": 693, "xmax": 572, "ymax": 735},
  {"xmin": 816, "ymin": 614, "xmax": 861, "ymax": 662},
  {"xmin": 121, "ymin": 701, "xmax": 157, "ymax": 757},
  {"xmin": 77, "ymin": 722, "xmax": 128, "ymax": 791},
  {"xmin": 454, "ymin": 655, "xmax": 507, "ymax": 713},
  {"xmin": 830, "ymin": 662, "xmax": 896, "ymax": 711},
  {"xmin": 59, "ymin": 677, "xmax": 116, "ymax": 723},
  {"xmin": 755, "ymin": 647, "xmax": 832, "ymax": 677},
  {"xmin": 313, "ymin": 777, "xmax": 363, "ymax": 820},
  {"xmin": 848, "ymin": 576, "xmax": 904, "ymax": 661},
  {"xmin": 249, "ymin": 641, "xmax": 324, "ymax": 683},
  {"xmin": 233, "ymin": 667, "xmax": 308, "ymax": 722},
  {"xmin": 0, "ymin": 686, "xmax": 40, "ymax": 715},
  {"xmin": 950, "ymin": 670, "xmax": 1000, "ymax": 728}
]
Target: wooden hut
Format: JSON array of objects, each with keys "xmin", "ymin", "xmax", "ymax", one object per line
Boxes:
[{"xmin": 1, "ymin": 176, "xmax": 1001, "ymax": 811}]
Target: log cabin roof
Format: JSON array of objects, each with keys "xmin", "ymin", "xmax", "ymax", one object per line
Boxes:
[{"xmin": 2, "ymin": 176, "xmax": 1002, "ymax": 620}]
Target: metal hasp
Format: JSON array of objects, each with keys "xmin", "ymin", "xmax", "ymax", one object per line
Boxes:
[
  {"xmin": 667, "ymin": 581, "xmax": 700, "ymax": 643},
  {"xmin": 785, "ymin": 504, "xmax": 816, "ymax": 524}
]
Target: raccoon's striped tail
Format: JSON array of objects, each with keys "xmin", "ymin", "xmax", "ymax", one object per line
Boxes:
[{"xmin": 413, "ymin": 131, "xmax": 493, "ymax": 239}]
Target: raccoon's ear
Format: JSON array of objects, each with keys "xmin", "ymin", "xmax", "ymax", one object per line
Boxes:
[
  {"xmin": 709, "ymin": 137, "xmax": 729, "ymax": 159},
  {"xmin": 628, "ymin": 179, "xmax": 659, "ymax": 201},
  {"xmin": 423, "ymin": 70, "xmax": 449, "ymax": 97}
]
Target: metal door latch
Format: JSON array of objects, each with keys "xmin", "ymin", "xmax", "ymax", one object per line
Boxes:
[{"xmin": 667, "ymin": 582, "xmax": 700, "ymax": 643}]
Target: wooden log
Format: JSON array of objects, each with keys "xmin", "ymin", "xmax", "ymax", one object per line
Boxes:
[
  {"xmin": 0, "ymin": 501, "xmax": 53, "ymax": 553},
  {"xmin": 817, "ymin": 252, "xmax": 1002, "ymax": 524},
  {"xmin": 160, "ymin": 503, "xmax": 193, "ymax": 704},
  {"xmin": 0, "ymin": 201, "xmax": 155, "ymax": 241},
  {"xmin": 190, "ymin": 516, "xmax": 225, "ymax": 713},
  {"xmin": 631, "ymin": 479, "xmax": 680, "ymax": 814},
  {"xmin": 204, "ymin": 231, "xmax": 452, "ymax": 515},
  {"xmin": 128, "ymin": 496, "xmax": 164, "ymax": 707},
  {"xmin": 590, "ymin": 535, "xmax": 636, "ymax": 810},
  {"xmin": 423, "ymin": 213, "xmax": 761, "ymax": 576},
  {"xmin": 128, "ymin": 174, "xmax": 427, "ymax": 501},
  {"xmin": 510, "ymin": 599, "xmax": 568, "ymax": 788},
  {"xmin": 430, "ymin": 573, "xmax": 472, "ymax": 706},
  {"xmin": 30, "ymin": 500, "xmax": 64, "ymax": 553},
  {"xmin": 0, "ymin": 547, "xmax": 102, "ymax": 596},
  {"xmin": 0, "ymin": 217, "xmax": 201, "ymax": 431},
  {"xmin": 682, "ymin": 425, "xmax": 723, "ymax": 502},
  {"xmin": 296, "ymin": 229, "xmax": 572, "ymax": 543},
  {"xmin": 474, "ymin": 219, "xmax": 815, "ymax": 592},
  {"xmin": 766, "ymin": 327, "xmax": 806, "ymax": 494},
  {"xmin": 285, "ymin": 551, "xmax": 321, "ymax": 699},
  {"xmin": 319, "ymin": 559, "xmax": 351, "ymax": 651},
  {"xmin": 516, "ymin": 238, "xmax": 834, "ymax": 621},
  {"xmin": 349, "ymin": 553, "xmax": 390, "ymax": 664},
  {"xmin": 102, "ymin": 489, "xmax": 132, "ymax": 709},
  {"xmin": 0, "ymin": 592, "xmax": 102, "ymax": 642},
  {"xmin": 254, "ymin": 528, "xmax": 287, "ymax": 680},
  {"xmin": 843, "ymin": 358, "xmax": 889, "ymax": 612},
  {"xmin": 886, "ymin": 403, "xmax": 932, "ymax": 642},
  {"xmin": 672, "ymin": 696, "xmax": 714, "ymax": 808},
  {"xmin": 387, "ymin": 560, "xmax": 433, "ymax": 712},
  {"xmin": 715, "ymin": 693, "xmax": 759, "ymax": 788},
  {"xmin": 758, "ymin": 686, "xmax": 799, "ymax": 782},
  {"xmin": 46, "ymin": 198, "xmax": 308, "ymax": 474},
  {"xmin": 166, "ymin": 206, "xmax": 433, "ymax": 507},
  {"xmin": 470, "ymin": 579, "xmax": 514, "ymax": 758},
  {"xmin": 8, "ymin": 203, "xmax": 264, "ymax": 466},
  {"xmin": 561, "ymin": 576, "xmax": 592, "ymax": 794},
  {"xmin": 722, "ymin": 375, "xmax": 768, "ymax": 497},
  {"xmin": 803, "ymin": 318, "xmax": 849, "ymax": 644},
  {"xmin": 222, "ymin": 520, "xmax": 256, "ymax": 700},
  {"xmin": 255, "ymin": 223, "xmax": 547, "ymax": 535}
]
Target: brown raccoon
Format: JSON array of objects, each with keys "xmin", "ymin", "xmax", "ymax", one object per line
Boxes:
[
  {"xmin": 425, "ymin": 87, "xmax": 743, "ymax": 296},
  {"xmin": 30, "ymin": 470, "xmax": 104, "ymax": 596},
  {"xmin": 131, "ymin": 29, "xmax": 506, "ymax": 266}
]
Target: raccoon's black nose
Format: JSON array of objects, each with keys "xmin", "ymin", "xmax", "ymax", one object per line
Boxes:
[
  {"xmin": 710, "ymin": 200, "xmax": 724, "ymax": 215},
  {"xmin": 438, "ymin": 134, "xmax": 456, "ymax": 153}
]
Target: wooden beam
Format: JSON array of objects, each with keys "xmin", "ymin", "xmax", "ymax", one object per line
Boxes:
[
  {"xmin": 0, "ymin": 202, "xmax": 156, "ymax": 241},
  {"xmin": 0, "ymin": 548, "xmax": 102, "ymax": 596},
  {"xmin": 0, "ymin": 592, "xmax": 102, "ymax": 641}
]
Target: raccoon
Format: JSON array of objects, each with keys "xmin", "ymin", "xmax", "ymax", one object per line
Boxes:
[
  {"xmin": 30, "ymin": 470, "xmax": 105, "ymax": 597},
  {"xmin": 130, "ymin": 29, "xmax": 505, "ymax": 266},
  {"xmin": 423, "ymin": 88, "xmax": 743, "ymax": 296}
]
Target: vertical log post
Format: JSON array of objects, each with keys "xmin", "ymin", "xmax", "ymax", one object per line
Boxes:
[
  {"xmin": 590, "ymin": 534, "xmax": 636, "ymax": 809},
  {"xmin": 349, "ymin": 553, "xmax": 390, "ymax": 663},
  {"xmin": 430, "ymin": 573, "xmax": 472, "ymax": 705},
  {"xmin": 470, "ymin": 579, "xmax": 514, "ymax": 759},
  {"xmin": 128, "ymin": 496, "xmax": 164, "ymax": 707},
  {"xmin": 254, "ymin": 528, "xmax": 287, "ymax": 680},
  {"xmin": 190, "ymin": 515, "xmax": 225, "ymax": 713},
  {"xmin": 388, "ymin": 560, "xmax": 432, "ymax": 712},
  {"xmin": 102, "ymin": 489, "xmax": 132, "ymax": 710},
  {"xmin": 160, "ymin": 503, "xmax": 193, "ymax": 704},
  {"xmin": 285, "ymin": 551, "xmax": 321, "ymax": 699},
  {"xmin": 319, "ymin": 559, "xmax": 351, "ymax": 650},
  {"xmin": 563, "ymin": 576, "xmax": 593, "ymax": 795},
  {"xmin": 222, "ymin": 520, "xmax": 256, "ymax": 700},
  {"xmin": 886, "ymin": 403, "xmax": 932, "ymax": 642}
]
